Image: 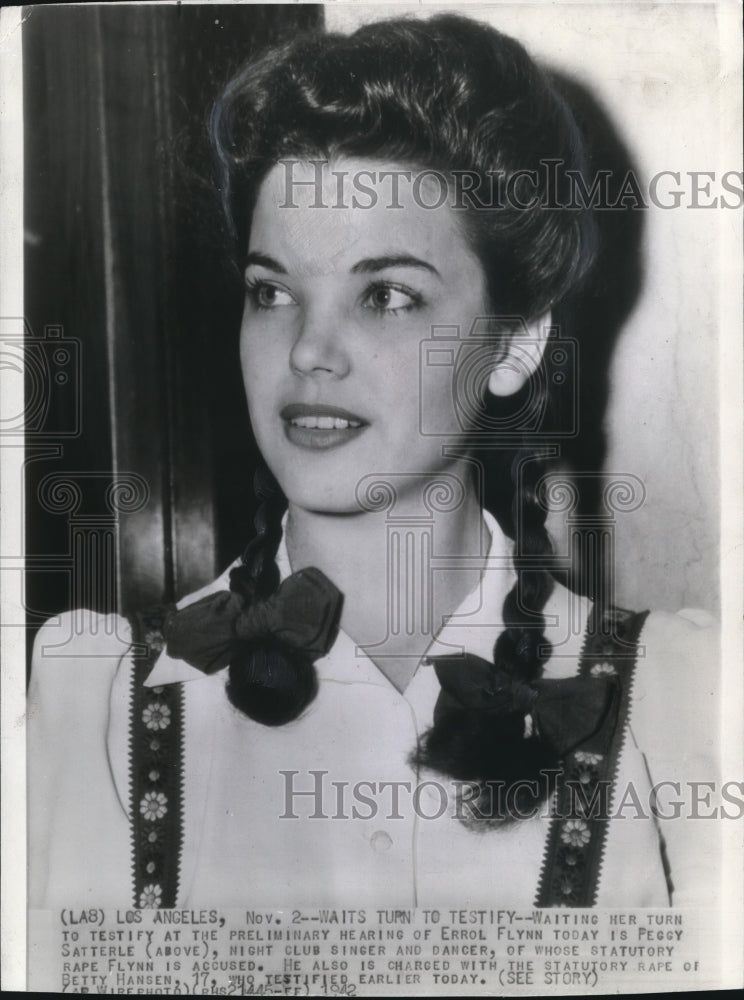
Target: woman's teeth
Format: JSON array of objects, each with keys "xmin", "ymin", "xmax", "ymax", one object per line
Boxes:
[{"xmin": 290, "ymin": 415, "xmax": 361, "ymax": 429}]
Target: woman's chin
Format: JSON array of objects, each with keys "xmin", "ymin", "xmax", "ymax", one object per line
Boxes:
[{"xmin": 280, "ymin": 480, "xmax": 365, "ymax": 517}]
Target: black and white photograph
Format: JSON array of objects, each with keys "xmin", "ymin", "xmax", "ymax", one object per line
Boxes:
[{"xmin": 1, "ymin": 0, "xmax": 742, "ymax": 994}]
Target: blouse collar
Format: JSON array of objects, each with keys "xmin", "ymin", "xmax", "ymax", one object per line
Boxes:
[{"xmin": 145, "ymin": 508, "xmax": 514, "ymax": 688}]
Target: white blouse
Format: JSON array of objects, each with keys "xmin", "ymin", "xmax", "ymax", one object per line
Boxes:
[{"xmin": 28, "ymin": 511, "xmax": 720, "ymax": 911}]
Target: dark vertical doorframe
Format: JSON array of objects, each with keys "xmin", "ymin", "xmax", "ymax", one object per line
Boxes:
[{"xmin": 24, "ymin": 5, "xmax": 324, "ymax": 659}]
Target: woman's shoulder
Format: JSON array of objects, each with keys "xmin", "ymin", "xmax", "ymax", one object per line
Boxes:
[
  {"xmin": 543, "ymin": 585, "xmax": 720, "ymax": 742},
  {"xmin": 29, "ymin": 609, "xmax": 134, "ymax": 711},
  {"xmin": 628, "ymin": 607, "xmax": 722, "ymax": 906},
  {"xmin": 27, "ymin": 611, "xmax": 137, "ymax": 766},
  {"xmin": 31, "ymin": 609, "xmax": 133, "ymax": 668},
  {"xmin": 640, "ymin": 605, "xmax": 718, "ymax": 644},
  {"xmin": 30, "ymin": 559, "xmax": 238, "ymax": 676},
  {"xmin": 634, "ymin": 606, "xmax": 719, "ymax": 698},
  {"xmin": 629, "ymin": 606, "xmax": 720, "ymax": 771}
]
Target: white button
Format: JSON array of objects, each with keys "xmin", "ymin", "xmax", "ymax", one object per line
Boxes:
[{"xmin": 370, "ymin": 831, "xmax": 392, "ymax": 853}]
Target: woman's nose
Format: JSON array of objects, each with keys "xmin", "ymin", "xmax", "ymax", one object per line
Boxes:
[{"xmin": 289, "ymin": 309, "xmax": 350, "ymax": 378}]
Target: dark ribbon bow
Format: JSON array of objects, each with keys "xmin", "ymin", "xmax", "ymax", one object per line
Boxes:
[
  {"xmin": 428, "ymin": 652, "xmax": 619, "ymax": 757},
  {"xmin": 163, "ymin": 567, "xmax": 343, "ymax": 675}
]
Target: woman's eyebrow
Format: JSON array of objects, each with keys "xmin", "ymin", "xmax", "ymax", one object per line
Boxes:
[
  {"xmin": 245, "ymin": 251, "xmax": 286, "ymax": 273},
  {"xmin": 350, "ymin": 254, "xmax": 441, "ymax": 277}
]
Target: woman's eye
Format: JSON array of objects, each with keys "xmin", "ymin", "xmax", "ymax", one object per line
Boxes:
[
  {"xmin": 362, "ymin": 283, "xmax": 421, "ymax": 314},
  {"xmin": 245, "ymin": 279, "xmax": 296, "ymax": 310}
]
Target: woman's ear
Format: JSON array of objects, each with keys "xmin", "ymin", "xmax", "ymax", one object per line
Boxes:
[{"xmin": 487, "ymin": 311, "xmax": 552, "ymax": 397}]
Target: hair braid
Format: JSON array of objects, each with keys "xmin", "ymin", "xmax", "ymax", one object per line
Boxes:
[
  {"xmin": 493, "ymin": 448, "xmax": 554, "ymax": 683},
  {"xmin": 226, "ymin": 464, "xmax": 319, "ymax": 725},
  {"xmin": 239, "ymin": 463, "xmax": 286, "ymax": 599},
  {"xmin": 413, "ymin": 447, "xmax": 559, "ymax": 822}
]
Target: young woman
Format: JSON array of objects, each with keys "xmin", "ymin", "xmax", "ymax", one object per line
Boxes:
[{"xmin": 28, "ymin": 12, "xmax": 719, "ymax": 912}]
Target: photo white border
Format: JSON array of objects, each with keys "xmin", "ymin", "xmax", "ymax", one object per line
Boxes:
[{"xmin": 1, "ymin": 3, "xmax": 26, "ymax": 992}]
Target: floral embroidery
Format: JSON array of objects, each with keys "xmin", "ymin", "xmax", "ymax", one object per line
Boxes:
[
  {"xmin": 144, "ymin": 857, "xmax": 161, "ymax": 878},
  {"xmin": 553, "ymin": 868, "xmax": 582, "ymax": 904},
  {"xmin": 561, "ymin": 818, "xmax": 590, "ymax": 847},
  {"xmin": 571, "ymin": 761, "xmax": 600, "ymax": 787},
  {"xmin": 142, "ymin": 702, "xmax": 171, "ymax": 731},
  {"xmin": 590, "ymin": 662, "xmax": 616, "ymax": 677},
  {"xmin": 130, "ymin": 606, "xmax": 184, "ymax": 909},
  {"xmin": 141, "ymin": 734, "xmax": 167, "ymax": 762},
  {"xmin": 140, "ymin": 763, "xmax": 165, "ymax": 788},
  {"xmin": 557, "ymin": 845, "xmax": 585, "ymax": 871},
  {"xmin": 143, "ymin": 630, "xmax": 165, "ymax": 653},
  {"xmin": 139, "ymin": 883, "xmax": 162, "ymax": 908},
  {"xmin": 534, "ymin": 605, "xmax": 649, "ymax": 907},
  {"xmin": 138, "ymin": 825, "xmax": 164, "ymax": 851},
  {"xmin": 140, "ymin": 791, "xmax": 168, "ymax": 822}
]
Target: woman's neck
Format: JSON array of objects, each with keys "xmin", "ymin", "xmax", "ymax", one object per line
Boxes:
[{"xmin": 284, "ymin": 485, "xmax": 499, "ymax": 692}]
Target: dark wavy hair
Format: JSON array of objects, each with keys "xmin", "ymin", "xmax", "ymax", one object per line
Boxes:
[{"xmin": 209, "ymin": 13, "xmax": 598, "ymax": 817}]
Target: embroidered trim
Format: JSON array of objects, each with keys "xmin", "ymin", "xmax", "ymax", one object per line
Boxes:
[
  {"xmin": 534, "ymin": 605, "xmax": 649, "ymax": 907},
  {"xmin": 128, "ymin": 607, "xmax": 184, "ymax": 908}
]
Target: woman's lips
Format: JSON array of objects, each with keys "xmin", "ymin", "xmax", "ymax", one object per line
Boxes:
[{"xmin": 280, "ymin": 403, "xmax": 369, "ymax": 450}]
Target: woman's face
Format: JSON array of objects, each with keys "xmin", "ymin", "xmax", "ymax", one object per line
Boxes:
[{"xmin": 240, "ymin": 158, "xmax": 491, "ymax": 514}]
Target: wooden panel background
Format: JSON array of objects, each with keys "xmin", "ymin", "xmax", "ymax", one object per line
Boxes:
[{"xmin": 24, "ymin": 4, "xmax": 323, "ymax": 643}]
